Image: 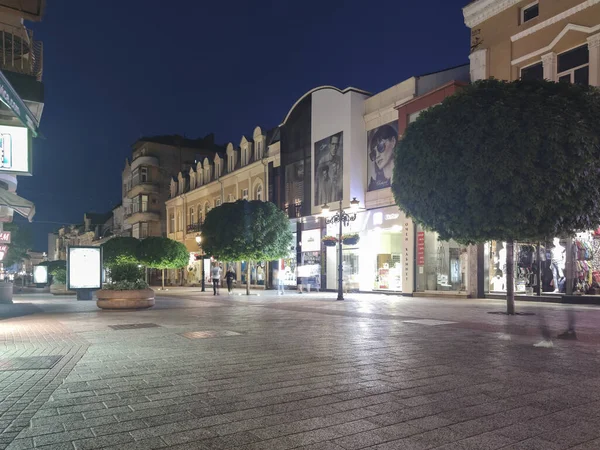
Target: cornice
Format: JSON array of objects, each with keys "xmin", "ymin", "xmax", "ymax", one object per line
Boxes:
[{"xmin": 463, "ymin": 0, "xmax": 521, "ymax": 28}]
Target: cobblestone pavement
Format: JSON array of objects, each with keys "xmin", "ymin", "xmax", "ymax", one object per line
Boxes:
[{"xmin": 2, "ymin": 291, "xmax": 600, "ymax": 449}]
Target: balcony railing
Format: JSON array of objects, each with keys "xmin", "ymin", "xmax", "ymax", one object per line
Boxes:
[
  {"xmin": 187, "ymin": 222, "xmax": 202, "ymax": 233},
  {"xmin": 0, "ymin": 23, "xmax": 43, "ymax": 81}
]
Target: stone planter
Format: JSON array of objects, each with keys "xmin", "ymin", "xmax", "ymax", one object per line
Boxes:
[
  {"xmin": 0, "ymin": 282, "xmax": 12, "ymax": 304},
  {"xmin": 50, "ymin": 284, "xmax": 76, "ymax": 296},
  {"xmin": 96, "ymin": 288, "xmax": 155, "ymax": 310}
]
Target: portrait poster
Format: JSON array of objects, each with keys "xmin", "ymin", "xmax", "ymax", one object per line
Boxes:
[
  {"xmin": 367, "ymin": 121, "xmax": 398, "ymax": 191},
  {"xmin": 314, "ymin": 131, "xmax": 343, "ymax": 206}
]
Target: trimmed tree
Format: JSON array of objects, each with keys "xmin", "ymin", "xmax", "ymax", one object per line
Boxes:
[
  {"xmin": 201, "ymin": 200, "xmax": 293, "ymax": 295},
  {"xmin": 101, "ymin": 237, "xmax": 141, "ymax": 267},
  {"xmin": 392, "ymin": 78, "xmax": 600, "ymax": 314},
  {"xmin": 138, "ymin": 237, "xmax": 189, "ymax": 289}
]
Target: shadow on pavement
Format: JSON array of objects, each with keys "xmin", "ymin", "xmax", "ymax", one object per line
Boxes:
[{"xmin": 0, "ymin": 302, "xmax": 43, "ymax": 320}]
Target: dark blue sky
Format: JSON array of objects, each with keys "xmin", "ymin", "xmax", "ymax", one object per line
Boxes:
[{"xmin": 19, "ymin": 0, "xmax": 470, "ymax": 251}]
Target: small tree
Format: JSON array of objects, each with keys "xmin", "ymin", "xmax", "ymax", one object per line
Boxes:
[
  {"xmin": 3, "ymin": 222, "xmax": 32, "ymax": 269},
  {"xmin": 201, "ymin": 200, "xmax": 293, "ymax": 295},
  {"xmin": 138, "ymin": 237, "xmax": 189, "ymax": 289},
  {"xmin": 39, "ymin": 260, "xmax": 67, "ymax": 285},
  {"xmin": 392, "ymin": 78, "xmax": 600, "ymax": 314},
  {"xmin": 101, "ymin": 237, "xmax": 141, "ymax": 267}
]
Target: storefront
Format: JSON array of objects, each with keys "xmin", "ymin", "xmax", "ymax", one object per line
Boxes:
[
  {"xmin": 298, "ymin": 226, "xmax": 321, "ymax": 291},
  {"xmin": 324, "ymin": 205, "xmax": 414, "ymax": 294}
]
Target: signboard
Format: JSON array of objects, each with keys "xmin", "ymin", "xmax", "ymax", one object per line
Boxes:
[
  {"xmin": 67, "ymin": 246, "xmax": 103, "ymax": 290},
  {"xmin": 33, "ymin": 265, "xmax": 48, "ymax": 284},
  {"xmin": 0, "ymin": 244, "xmax": 7, "ymax": 260},
  {"xmin": 417, "ymin": 232, "xmax": 425, "ymax": 266},
  {"xmin": 0, "ymin": 231, "xmax": 10, "ymax": 243},
  {"xmin": 0, "ymin": 70, "xmax": 39, "ymax": 137},
  {"xmin": 301, "ymin": 229, "xmax": 321, "ymax": 253},
  {"xmin": 0, "ymin": 125, "xmax": 31, "ymax": 175}
]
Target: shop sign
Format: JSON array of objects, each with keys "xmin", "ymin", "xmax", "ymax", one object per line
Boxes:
[
  {"xmin": 0, "ymin": 244, "xmax": 7, "ymax": 260},
  {"xmin": 373, "ymin": 210, "xmax": 402, "ymax": 227},
  {"xmin": 0, "ymin": 231, "xmax": 10, "ymax": 243},
  {"xmin": 417, "ymin": 232, "xmax": 425, "ymax": 266},
  {"xmin": 0, "ymin": 125, "xmax": 31, "ymax": 175},
  {"xmin": 301, "ymin": 229, "xmax": 321, "ymax": 253},
  {"xmin": 404, "ymin": 221, "xmax": 410, "ymax": 284},
  {"xmin": 0, "ymin": 70, "xmax": 39, "ymax": 137}
]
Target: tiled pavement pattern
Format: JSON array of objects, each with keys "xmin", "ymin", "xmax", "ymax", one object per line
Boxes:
[{"xmin": 2, "ymin": 293, "xmax": 600, "ymax": 449}]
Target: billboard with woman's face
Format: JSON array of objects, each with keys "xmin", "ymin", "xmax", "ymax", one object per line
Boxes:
[
  {"xmin": 367, "ymin": 122, "xmax": 398, "ymax": 191},
  {"xmin": 314, "ymin": 131, "xmax": 343, "ymax": 206}
]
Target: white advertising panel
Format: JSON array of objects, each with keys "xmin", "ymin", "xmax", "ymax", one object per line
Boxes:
[
  {"xmin": 33, "ymin": 265, "xmax": 48, "ymax": 284},
  {"xmin": 301, "ymin": 229, "xmax": 321, "ymax": 253},
  {"xmin": 68, "ymin": 246, "xmax": 102, "ymax": 290},
  {"xmin": 0, "ymin": 125, "xmax": 30, "ymax": 175}
]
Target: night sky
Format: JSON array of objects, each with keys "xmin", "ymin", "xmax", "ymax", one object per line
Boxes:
[{"xmin": 19, "ymin": 0, "xmax": 470, "ymax": 251}]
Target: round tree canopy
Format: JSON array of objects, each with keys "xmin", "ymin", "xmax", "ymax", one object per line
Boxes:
[
  {"xmin": 392, "ymin": 78, "xmax": 600, "ymax": 244},
  {"xmin": 138, "ymin": 236, "xmax": 189, "ymax": 270},
  {"xmin": 201, "ymin": 200, "xmax": 292, "ymax": 262},
  {"xmin": 101, "ymin": 237, "xmax": 141, "ymax": 267}
]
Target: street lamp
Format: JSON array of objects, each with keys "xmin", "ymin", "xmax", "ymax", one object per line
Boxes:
[
  {"xmin": 323, "ymin": 197, "xmax": 360, "ymax": 301},
  {"xmin": 195, "ymin": 234, "xmax": 206, "ymax": 292}
]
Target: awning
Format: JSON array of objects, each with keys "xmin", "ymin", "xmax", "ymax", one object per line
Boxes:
[
  {"xmin": 0, "ymin": 70, "xmax": 39, "ymax": 137},
  {"xmin": 0, "ymin": 189, "xmax": 35, "ymax": 222}
]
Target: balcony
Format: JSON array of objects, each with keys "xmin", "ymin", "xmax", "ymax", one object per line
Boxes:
[
  {"xmin": 124, "ymin": 209, "xmax": 160, "ymax": 225},
  {"xmin": 131, "ymin": 155, "xmax": 159, "ymax": 171},
  {"xmin": 186, "ymin": 222, "xmax": 202, "ymax": 234},
  {"xmin": 127, "ymin": 180, "xmax": 159, "ymax": 199},
  {"xmin": 0, "ymin": 23, "xmax": 43, "ymax": 81}
]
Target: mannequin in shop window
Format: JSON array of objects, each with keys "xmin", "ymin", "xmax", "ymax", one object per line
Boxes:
[
  {"xmin": 491, "ymin": 269, "xmax": 505, "ymax": 292},
  {"xmin": 551, "ymin": 238, "xmax": 566, "ymax": 293}
]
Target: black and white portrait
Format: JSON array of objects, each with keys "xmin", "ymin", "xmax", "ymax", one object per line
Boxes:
[
  {"xmin": 314, "ymin": 131, "xmax": 343, "ymax": 206},
  {"xmin": 367, "ymin": 122, "xmax": 398, "ymax": 191}
]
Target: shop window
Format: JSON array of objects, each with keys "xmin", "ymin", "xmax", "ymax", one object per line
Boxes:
[
  {"xmin": 557, "ymin": 45, "xmax": 589, "ymax": 85},
  {"xmin": 520, "ymin": 62, "xmax": 543, "ymax": 81},
  {"xmin": 416, "ymin": 230, "xmax": 468, "ymax": 292},
  {"xmin": 520, "ymin": 1, "xmax": 538, "ymax": 24}
]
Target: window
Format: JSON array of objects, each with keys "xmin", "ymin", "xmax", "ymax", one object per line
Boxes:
[
  {"xmin": 521, "ymin": 1, "xmax": 538, "ymax": 24},
  {"xmin": 198, "ymin": 208, "xmax": 203, "ymax": 224},
  {"xmin": 520, "ymin": 62, "xmax": 543, "ymax": 81},
  {"xmin": 558, "ymin": 45, "xmax": 589, "ymax": 85},
  {"xmin": 140, "ymin": 167, "xmax": 148, "ymax": 183},
  {"xmin": 140, "ymin": 223, "xmax": 148, "ymax": 239},
  {"xmin": 122, "ymin": 183, "xmax": 127, "ymax": 197},
  {"xmin": 190, "ymin": 207, "xmax": 195, "ymax": 225},
  {"xmin": 256, "ymin": 141, "xmax": 262, "ymax": 160},
  {"xmin": 215, "ymin": 161, "xmax": 220, "ymax": 178},
  {"xmin": 204, "ymin": 203, "xmax": 210, "ymax": 217},
  {"xmin": 141, "ymin": 195, "xmax": 148, "ymax": 212},
  {"xmin": 178, "ymin": 211, "xmax": 182, "ymax": 231},
  {"xmin": 242, "ymin": 188, "xmax": 248, "ymax": 200},
  {"xmin": 190, "ymin": 174, "xmax": 195, "ymax": 190},
  {"xmin": 256, "ymin": 184, "xmax": 263, "ymax": 201},
  {"xmin": 169, "ymin": 213, "xmax": 175, "ymax": 233},
  {"xmin": 215, "ymin": 198, "xmax": 222, "ymax": 207},
  {"xmin": 228, "ymin": 155, "xmax": 234, "ymax": 172},
  {"xmin": 228, "ymin": 194, "xmax": 234, "ymax": 202},
  {"xmin": 132, "ymin": 224, "xmax": 140, "ymax": 239}
]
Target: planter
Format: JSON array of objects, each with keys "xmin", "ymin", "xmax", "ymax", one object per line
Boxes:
[
  {"xmin": 323, "ymin": 240, "xmax": 337, "ymax": 247},
  {"xmin": 342, "ymin": 238, "xmax": 360, "ymax": 245},
  {"xmin": 0, "ymin": 282, "xmax": 12, "ymax": 304},
  {"xmin": 96, "ymin": 288, "xmax": 155, "ymax": 310},
  {"xmin": 50, "ymin": 284, "xmax": 76, "ymax": 296}
]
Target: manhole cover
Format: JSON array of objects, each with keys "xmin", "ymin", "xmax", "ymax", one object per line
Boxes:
[
  {"xmin": 109, "ymin": 323, "xmax": 161, "ymax": 330},
  {"xmin": 0, "ymin": 355, "xmax": 63, "ymax": 371},
  {"xmin": 180, "ymin": 330, "xmax": 242, "ymax": 339},
  {"xmin": 403, "ymin": 319, "xmax": 457, "ymax": 326}
]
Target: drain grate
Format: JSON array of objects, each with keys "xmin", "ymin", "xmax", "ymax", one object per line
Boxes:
[
  {"xmin": 180, "ymin": 330, "xmax": 242, "ymax": 339},
  {"xmin": 109, "ymin": 323, "xmax": 161, "ymax": 330},
  {"xmin": 403, "ymin": 319, "xmax": 457, "ymax": 326},
  {"xmin": 0, "ymin": 355, "xmax": 63, "ymax": 371}
]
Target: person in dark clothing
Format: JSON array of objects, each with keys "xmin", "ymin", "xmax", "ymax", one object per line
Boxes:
[{"xmin": 225, "ymin": 268, "xmax": 235, "ymax": 294}]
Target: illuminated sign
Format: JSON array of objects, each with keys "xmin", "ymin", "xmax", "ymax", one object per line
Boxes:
[
  {"xmin": 0, "ymin": 231, "xmax": 11, "ymax": 243},
  {"xmin": 0, "ymin": 125, "xmax": 30, "ymax": 175},
  {"xmin": 67, "ymin": 246, "xmax": 103, "ymax": 290},
  {"xmin": 385, "ymin": 213, "xmax": 399, "ymax": 221},
  {"xmin": 33, "ymin": 265, "xmax": 48, "ymax": 284},
  {"xmin": 0, "ymin": 244, "xmax": 7, "ymax": 260},
  {"xmin": 301, "ymin": 229, "xmax": 321, "ymax": 253}
]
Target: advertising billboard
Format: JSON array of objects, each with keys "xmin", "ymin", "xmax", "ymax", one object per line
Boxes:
[
  {"xmin": 0, "ymin": 125, "xmax": 30, "ymax": 175},
  {"xmin": 301, "ymin": 229, "xmax": 321, "ymax": 253},
  {"xmin": 367, "ymin": 122, "xmax": 398, "ymax": 191},
  {"xmin": 67, "ymin": 246, "xmax": 103, "ymax": 290},
  {"xmin": 314, "ymin": 131, "xmax": 343, "ymax": 206},
  {"xmin": 33, "ymin": 265, "xmax": 48, "ymax": 284}
]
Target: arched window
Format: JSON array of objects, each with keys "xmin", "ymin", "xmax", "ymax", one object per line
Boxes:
[
  {"xmin": 190, "ymin": 207, "xmax": 195, "ymax": 225},
  {"xmin": 255, "ymin": 184, "xmax": 263, "ymax": 201},
  {"xmin": 204, "ymin": 202, "xmax": 210, "ymax": 217}
]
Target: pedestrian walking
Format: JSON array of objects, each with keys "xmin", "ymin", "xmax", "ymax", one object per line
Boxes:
[
  {"xmin": 211, "ymin": 263, "xmax": 222, "ymax": 296},
  {"xmin": 534, "ymin": 306, "xmax": 577, "ymax": 348},
  {"xmin": 225, "ymin": 267, "xmax": 235, "ymax": 294},
  {"xmin": 275, "ymin": 268, "xmax": 285, "ymax": 295}
]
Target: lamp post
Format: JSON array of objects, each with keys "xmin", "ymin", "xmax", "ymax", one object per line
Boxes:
[
  {"xmin": 195, "ymin": 234, "xmax": 206, "ymax": 292},
  {"xmin": 322, "ymin": 197, "xmax": 360, "ymax": 301}
]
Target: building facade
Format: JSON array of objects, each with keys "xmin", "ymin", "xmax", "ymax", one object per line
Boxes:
[
  {"xmin": 165, "ymin": 126, "xmax": 281, "ymax": 287},
  {"xmin": 464, "ymin": 0, "xmax": 600, "ymax": 298},
  {"xmin": 122, "ymin": 134, "xmax": 220, "ymax": 240}
]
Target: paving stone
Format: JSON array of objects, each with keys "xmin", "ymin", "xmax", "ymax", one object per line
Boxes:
[
  {"xmin": 72, "ymin": 432, "xmax": 135, "ymax": 450},
  {"xmin": 33, "ymin": 429, "xmax": 94, "ymax": 447}
]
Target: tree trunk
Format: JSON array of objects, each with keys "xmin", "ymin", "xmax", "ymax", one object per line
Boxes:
[
  {"xmin": 506, "ymin": 239, "xmax": 515, "ymax": 315},
  {"xmin": 246, "ymin": 262, "xmax": 250, "ymax": 296},
  {"xmin": 162, "ymin": 269, "xmax": 165, "ymax": 290}
]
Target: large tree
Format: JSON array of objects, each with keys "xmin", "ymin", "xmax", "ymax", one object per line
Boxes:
[
  {"xmin": 201, "ymin": 200, "xmax": 293, "ymax": 295},
  {"xmin": 138, "ymin": 237, "xmax": 189, "ymax": 289},
  {"xmin": 392, "ymin": 78, "xmax": 600, "ymax": 314},
  {"xmin": 3, "ymin": 222, "xmax": 32, "ymax": 269}
]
